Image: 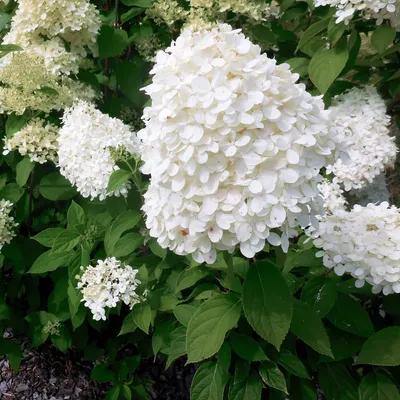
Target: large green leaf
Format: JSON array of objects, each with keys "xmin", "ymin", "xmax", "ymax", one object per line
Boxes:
[
  {"xmin": 186, "ymin": 293, "xmax": 242, "ymax": 363},
  {"xmin": 327, "ymin": 293, "xmax": 374, "ymax": 338},
  {"xmin": 104, "ymin": 210, "xmax": 141, "ymax": 255},
  {"xmin": 359, "ymin": 372, "xmax": 400, "ymax": 400},
  {"xmin": 32, "ymin": 228, "xmax": 65, "ymax": 247},
  {"xmin": 166, "ymin": 326, "xmax": 187, "ymax": 368},
  {"xmin": 107, "ymin": 169, "xmax": 132, "ymax": 193},
  {"xmin": 259, "ymin": 362, "xmax": 287, "ymax": 394},
  {"xmin": 371, "ymin": 25, "xmax": 396, "ymax": 54},
  {"xmin": 52, "ymin": 230, "xmax": 80, "ymax": 253},
  {"xmin": 67, "ymin": 201, "xmax": 85, "ymax": 230},
  {"xmin": 228, "ymin": 332, "xmax": 268, "ymax": 362},
  {"xmin": 277, "ymin": 350, "xmax": 310, "ymax": 379},
  {"xmin": 28, "ymin": 250, "xmax": 70, "ymax": 274},
  {"xmin": 174, "ymin": 304, "xmax": 199, "ymax": 327},
  {"xmin": 175, "ymin": 266, "xmax": 212, "ymax": 293},
  {"xmin": 290, "ymin": 299, "xmax": 333, "ymax": 357},
  {"xmin": 319, "ymin": 363, "xmax": 359, "ymax": 400},
  {"xmin": 113, "ymin": 232, "xmax": 144, "ymax": 257},
  {"xmin": 39, "ymin": 172, "xmax": 76, "ymax": 201},
  {"xmin": 229, "ymin": 370, "xmax": 263, "ymax": 400},
  {"xmin": 118, "ymin": 312, "xmax": 137, "ymax": 336},
  {"xmin": 0, "ymin": 183, "xmax": 24, "ymax": 203},
  {"xmin": 309, "ymin": 47, "xmax": 349, "ymax": 93},
  {"xmin": 131, "ymin": 303, "xmax": 151, "ymax": 334},
  {"xmin": 297, "ymin": 17, "xmax": 330, "ymax": 51},
  {"xmin": 98, "ymin": 26, "xmax": 129, "ymax": 59},
  {"xmin": 242, "ymin": 262, "xmax": 292, "ymax": 350},
  {"xmin": 16, "ymin": 157, "xmax": 34, "ymax": 187},
  {"xmin": 356, "ymin": 327, "xmax": 400, "ymax": 366}
]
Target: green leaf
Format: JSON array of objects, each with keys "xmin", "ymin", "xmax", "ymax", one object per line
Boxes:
[
  {"xmin": 327, "ymin": 293, "xmax": 374, "ymax": 338},
  {"xmin": 149, "ymin": 239, "xmax": 167, "ymax": 259},
  {"xmin": 186, "ymin": 293, "xmax": 242, "ymax": 363},
  {"xmin": 371, "ymin": 25, "xmax": 396, "ymax": 54},
  {"xmin": 91, "ymin": 364, "xmax": 115, "ymax": 383},
  {"xmin": 29, "ymin": 250, "xmax": 70, "ymax": 274},
  {"xmin": 229, "ymin": 370, "xmax": 263, "ymax": 400},
  {"xmin": 327, "ymin": 18, "xmax": 346, "ymax": 45},
  {"xmin": 242, "ymin": 261, "xmax": 292, "ymax": 350},
  {"xmin": 259, "ymin": 362, "xmax": 288, "ymax": 394},
  {"xmin": 118, "ymin": 312, "xmax": 137, "ymax": 336},
  {"xmin": 0, "ymin": 183, "xmax": 24, "ymax": 203},
  {"xmin": 277, "ymin": 350, "xmax": 310, "ymax": 379},
  {"xmin": 228, "ymin": 332, "xmax": 268, "ymax": 362},
  {"xmin": 0, "ymin": 340, "xmax": 22, "ymax": 371},
  {"xmin": 32, "ymin": 228, "xmax": 65, "ymax": 247},
  {"xmin": 106, "ymin": 386, "xmax": 121, "ymax": 400},
  {"xmin": 166, "ymin": 326, "xmax": 187, "ymax": 368},
  {"xmin": 121, "ymin": 0, "xmax": 151, "ymax": 6},
  {"xmin": 67, "ymin": 201, "xmax": 85, "ymax": 230},
  {"xmin": 175, "ymin": 266, "xmax": 212, "ymax": 293},
  {"xmin": 113, "ymin": 232, "xmax": 144, "ymax": 257},
  {"xmin": 104, "ymin": 210, "xmax": 141, "ymax": 255},
  {"xmin": 5, "ymin": 113, "xmax": 29, "ymax": 137},
  {"xmin": 318, "ymin": 363, "xmax": 359, "ymax": 400},
  {"xmin": 52, "ymin": 230, "xmax": 80, "ymax": 253},
  {"xmin": 250, "ymin": 25, "xmax": 276, "ymax": 45},
  {"xmin": 286, "ymin": 57, "xmax": 310, "ymax": 77},
  {"xmin": 309, "ymin": 47, "xmax": 349, "ymax": 93},
  {"xmin": 324, "ymin": 326, "xmax": 364, "ymax": 362},
  {"xmin": 115, "ymin": 61, "xmax": 144, "ymax": 105},
  {"xmin": 174, "ymin": 304, "xmax": 198, "ymax": 327},
  {"xmin": 290, "ymin": 299, "xmax": 332, "ymax": 357},
  {"xmin": 359, "ymin": 372, "xmax": 400, "ymax": 400},
  {"xmin": 98, "ymin": 25, "xmax": 129, "ymax": 59},
  {"xmin": 290, "ymin": 379, "xmax": 317, "ymax": 400},
  {"xmin": 121, "ymin": 7, "xmax": 144, "ymax": 23},
  {"xmin": 0, "ymin": 14, "xmax": 10, "ymax": 32},
  {"xmin": 152, "ymin": 320, "xmax": 175, "ymax": 357},
  {"xmin": 107, "ymin": 169, "xmax": 132, "ymax": 193},
  {"xmin": 121, "ymin": 385, "xmax": 132, "ymax": 400},
  {"xmin": 301, "ymin": 277, "xmax": 337, "ymax": 317},
  {"xmin": 16, "ymin": 157, "xmax": 34, "ymax": 187},
  {"xmin": 297, "ymin": 18, "xmax": 330, "ymax": 51},
  {"xmin": 190, "ymin": 358, "xmax": 229, "ymax": 400},
  {"xmin": 356, "ymin": 327, "xmax": 400, "ymax": 366},
  {"xmin": 0, "ymin": 44, "xmax": 22, "ymax": 51},
  {"xmin": 131, "ymin": 303, "xmax": 151, "ymax": 334},
  {"xmin": 39, "ymin": 172, "xmax": 76, "ymax": 201}
]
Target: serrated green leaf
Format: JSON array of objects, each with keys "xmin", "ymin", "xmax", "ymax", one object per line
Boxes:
[
  {"xmin": 229, "ymin": 370, "xmax": 263, "ymax": 400},
  {"xmin": 259, "ymin": 362, "xmax": 287, "ymax": 394},
  {"xmin": 186, "ymin": 293, "xmax": 242, "ymax": 363},
  {"xmin": 229, "ymin": 332, "xmax": 268, "ymax": 362},
  {"xmin": 16, "ymin": 157, "xmax": 34, "ymax": 187},
  {"xmin": 277, "ymin": 350, "xmax": 310, "ymax": 379},
  {"xmin": 327, "ymin": 293, "xmax": 374, "ymax": 338},
  {"xmin": 242, "ymin": 262, "xmax": 292, "ymax": 350},
  {"xmin": 371, "ymin": 25, "xmax": 396, "ymax": 54},
  {"xmin": 309, "ymin": 47, "xmax": 349, "ymax": 93},
  {"xmin": 107, "ymin": 169, "xmax": 132, "ymax": 193},
  {"xmin": 131, "ymin": 303, "xmax": 151, "ymax": 334},
  {"xmin": 290, "ymin": 299, "xmax": 333, "ymax": 357},
  {"xmin": 29, "ymin": 250, "xmax": 70, "ymax": 274},
  {"xmin": 356, "ymin": 327, "xmax": 400, "ymax": 366},
  {"xmin": 359, "ymin": 372, "xmax": 400, "ymax": 400},
  {"xmin": 52, "ymin": 230, "xmax": 80, "ymax": 253},
  {"xmin": 32, "ymin": 228, "xmax": 65, "ymax": 247},
  {"xmin": 173, "ymin": 304, "xmax": 198, "ymax": 327},
  {"xmin": 301, "ymin": 277, "xmax": 337, "ymax": 317}
]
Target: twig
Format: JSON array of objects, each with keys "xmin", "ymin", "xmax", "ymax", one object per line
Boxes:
[{"xmin": 114, "ymin": 0, "xmax": 119, "ymax": 27}]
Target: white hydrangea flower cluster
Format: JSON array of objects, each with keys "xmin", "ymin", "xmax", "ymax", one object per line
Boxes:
[
  {"xmin": 314, "ymin": 0, "xmax": 400, "ymax": 30},
  {"xmin": 77, "ymin": 257, "xmax": 143, "ymax": 321},
  {"xmin": 327, "ymin": 86, "xmax": 397, "ymax": 191},
  {"xmin": 58, "ymin": 101, "xmax": 141, "ymax": 200},
  {"xmin": 0, "ymin": 200, "xmax": 18, "ymax": 252},
  {"xmin": 317, "ymin": 179, "xmax": 347, "ymax": 214},
  {"xmin": 3, "ymin": 118, "xmax": 59, "ymax": 164},
  {"xmin": 139, "ymin": 24, "xmax": 345, "ymax": 264},
  {"xmin": 311, "ymin": 202, "xmax": 400, "ymax": 295}
]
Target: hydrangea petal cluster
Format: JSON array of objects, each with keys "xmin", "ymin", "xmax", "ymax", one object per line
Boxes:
[
  {"xmin": 0, "ymin": 52, "xmax": 98, "ymax": 115},
  {"xmin": 58, "ymin": 101, "xmax": 141, "ymax": 200},
  {"xmin": 314, "ymin": 0, "xmax": 400, "ymax": 30},
  {"xmin": 139, "ymin": 24, "xmax": 345, "ymax": 264},
  {"xmin": 3, "ymin": 0, "xmax": 101, "ymax": 56},
  {"xmin": 318, "ymin": 179, "xmax": 347, "ymax": 214},
  {"xmin": 3, "ymin": 118, "xmax": 59, "ymax": 164},
  {"xmin": 310, "ymin": 202, "xmax": 400, "ymax": 295},
  {"xmin": 327, "ymin": 86, "xmax": 396, "ymax": 191},
  {"xmin": 77, "ymin": 257, "xmax": 143, "ymax": 321},
  {"xmin": 0, "ymin": 200, "xmax": 18, "ymax": 252}
]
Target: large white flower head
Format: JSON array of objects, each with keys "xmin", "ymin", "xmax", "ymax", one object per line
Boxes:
[
  {"xmin": 139, "ymin": 23, "xmax": 344, "ymax": 264},
  {"xmin": 0, "ymin": 200, "xmax": 18, "ymax": 252},
  {"xmin": 318, "ymin": 179, "xmax": 347, "ymax": 215},
  {"xmin": 4, "ymin": 0, "xmax": 101, "ymax": 55},
  {"xmin": 77, "ymin": 257, "xmax": 143, "ymax": 321},
  {"xmin": 58, "ymin": 101, "xmax": 141, "ymax": 200},
  {"xmin": 327, "ymin": 86, "xmax": 396, "ymax": 191},
  {"xmin": 311, "ymin": 202, "xmax": 400, "ymax": 295},
  {"xmin": 314, "ymin": 0, "xmax": 400, "ymax": 29},
  {"xmin": 3, "ymin": 118, "xmax": 59, "ymax": 164}
]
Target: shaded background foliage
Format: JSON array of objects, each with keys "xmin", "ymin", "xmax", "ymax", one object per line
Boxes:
[{"xmin": 0, "ymin": 0, "xmax": 400, "ymax": 399}]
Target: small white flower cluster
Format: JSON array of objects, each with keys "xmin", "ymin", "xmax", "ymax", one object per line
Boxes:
[
  {"xmin": 314, "ymin": 0, "xmax": 400, "ymax": 30},
  {"xmin": 317, "ymin": 179, "xmax": 347, "ymax": 214},
  {"xmin": 58, "ymin": 101, "xmax": 141, "ymax": 200},
  {"xmin": 3, "ymin": 118, "xmax": 59, "ymax": 164},
  {"xmin": 311, "ymin": 202, "xmax": 400, "ymax": 295},
  {"xmin": 77, "ymin": 257, "xmax": 143, "ymax": 321},
  {"xmin": 327, "ymin": 86, "xmax": 397, "ymax": 191},
  {"xmin": 139, "ymin": 24, "xmax": 345, "ymax": 264},
  {"xmin": 0, "ymin": 200, "xmax": 18, "ymax": 252}
]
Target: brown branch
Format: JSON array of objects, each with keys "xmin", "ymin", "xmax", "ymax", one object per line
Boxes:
[{"xmin": 387, "ymin": 94, "xmax": 400, "ymax": 112}]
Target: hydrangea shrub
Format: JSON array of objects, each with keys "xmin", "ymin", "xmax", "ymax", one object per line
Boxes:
[{"xmin": 0, "ymin": 0, "xmax": 399, "ymax": 399}]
